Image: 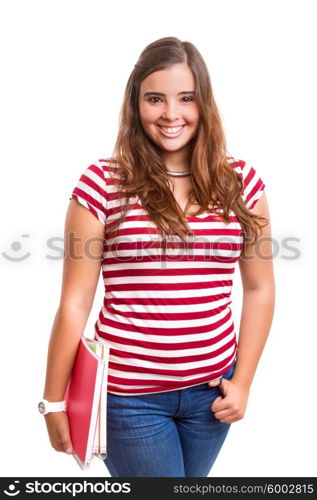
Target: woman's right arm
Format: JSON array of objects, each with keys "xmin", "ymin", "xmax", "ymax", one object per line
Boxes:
[{"xmin": 42, "ymin": 199, "xmax": 105, "ymax": 454}]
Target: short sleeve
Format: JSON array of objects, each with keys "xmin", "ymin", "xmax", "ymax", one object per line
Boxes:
[
  {"xmin": 233, "ymin": 159, "xmax": 266, "ymax": 210},
  {"xmin": 69, "ymin": 162, "xmax": 107, "ymax": 225}
]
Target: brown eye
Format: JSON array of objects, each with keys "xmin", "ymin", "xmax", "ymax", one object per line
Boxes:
[{"xmin": 148, "ymin": 97, "xmax": 162, "ymax": 103}]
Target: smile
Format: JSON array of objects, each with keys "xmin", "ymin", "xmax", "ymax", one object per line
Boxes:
[{"xmin": 157, "ymin": 125, "xmax": 185, "ymax": 138}]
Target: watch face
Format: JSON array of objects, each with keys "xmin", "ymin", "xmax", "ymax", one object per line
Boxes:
[{"xmin": 38, "ymin": 402, "xmax": 46, "ymax": 414}]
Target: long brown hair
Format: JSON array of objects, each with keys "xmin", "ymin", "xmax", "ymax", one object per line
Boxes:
[{"xmin": 107, "ymin": 36, "xmax": 268, "ymax": 258}]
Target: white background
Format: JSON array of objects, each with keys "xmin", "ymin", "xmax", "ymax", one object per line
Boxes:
[{"xmin": 1, "ymin": 0, "xmax": 316, "ymax": 477}]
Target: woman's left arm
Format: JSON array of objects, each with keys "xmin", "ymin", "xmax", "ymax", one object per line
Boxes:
[{"xmin": 210, "ymin": 192, "xmax": 275, "ymax": 423}]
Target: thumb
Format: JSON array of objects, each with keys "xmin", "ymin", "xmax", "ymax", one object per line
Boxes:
[
  {"xmin": 60, "ymin": 433, "xmax": 73, "ymax": 454},
  {"xmin": 63, "ymin": 441, "xmax": 73, "ymax": 454},
  {"xmin": 208, "ymin": 376, "xmax": 223, "ymax": 387},
  {"xmin": 211, "ymin": 395, "xmax": 223, "ymax": 412}
]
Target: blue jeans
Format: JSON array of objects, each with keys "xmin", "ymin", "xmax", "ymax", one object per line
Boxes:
[{"xmin": 103, "ymin": 362, "xmax": 236, "ymax": 477}]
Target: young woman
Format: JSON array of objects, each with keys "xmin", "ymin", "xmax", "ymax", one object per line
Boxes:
[{"xmin": 41, "ymin": 37, "xmax": 275, "ymax": 477}]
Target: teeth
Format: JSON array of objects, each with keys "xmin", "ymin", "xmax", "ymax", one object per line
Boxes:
[{"xmin": 161, "ymin": 126, "xmax": 183, "ymax": 133}]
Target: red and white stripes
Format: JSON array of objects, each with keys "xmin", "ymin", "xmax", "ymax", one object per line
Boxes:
[{"xmin": 70, "ymin": 156, "xmax": 265, "ymax": 395}]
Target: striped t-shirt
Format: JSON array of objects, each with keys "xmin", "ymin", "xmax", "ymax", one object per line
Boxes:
[{"xmin": 69, "ymin": 156, "xmax": 265, "ymax": 395}]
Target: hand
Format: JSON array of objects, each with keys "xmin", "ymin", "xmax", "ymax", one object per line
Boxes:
[
  {"xmin": 208, "ymin": 377, "xmax": 249, "ymax": 423},
  {"xmin": 44, "ymin": 412, "xmax": 73, "ymax": 454}
]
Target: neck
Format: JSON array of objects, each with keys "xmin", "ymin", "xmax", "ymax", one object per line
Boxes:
[{"xmin": 160, "ymin": 148, "xmax": 191, "ymax": 173}]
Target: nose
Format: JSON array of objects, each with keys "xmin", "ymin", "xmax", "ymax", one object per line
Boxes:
[{"xmin": 161, "ymin": 101, "xmax": 180, "ymax": 122}]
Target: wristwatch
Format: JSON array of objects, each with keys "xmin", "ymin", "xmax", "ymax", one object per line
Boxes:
[{"xmin": 38, "ymin": 399, "xmax": 66, "ymax": 415}]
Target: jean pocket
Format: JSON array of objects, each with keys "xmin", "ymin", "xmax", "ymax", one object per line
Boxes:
[
  {"xmin": 205, "ymin": 361, "xmax": 236, "ymax": 389},
  {"xmin": 220, "ymin": 361, "xmax": 236, "ymax": 382}
]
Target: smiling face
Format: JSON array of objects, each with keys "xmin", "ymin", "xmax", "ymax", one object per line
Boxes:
[{"xmin": 138, "ymin": 63, "xmax": 200, "ymax": 167}]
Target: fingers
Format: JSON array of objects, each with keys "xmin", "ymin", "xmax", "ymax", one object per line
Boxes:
[
  {"xmin": 60, "ymin": 435, "xmax": 73, "ymax": 454},
  {"xmin": 209, "ymin": 379, "xmax": 247, "ymax": 423},
  {"xmin": 215, "ymin": 411, "xmax": 241, "ymax": 423},
  {"xmin": 50, "ymin": 431, "xmax": 73, "ymax": 453},
  {"xmin": 211, "ymin": 400, "xmax": 246, "ymax": 423},
  {"xmin": 218, "ymin": 416, "xmax": 240, "ymax": 424},
  {"xmin": 58, "ymin": 420, "xmax": 73, "ymax": 454},
  {"xmin": 211, "ymin": 407, "xmax": 242, "ymax": 423},
  {"xmin": 45, "ymin": 413, "xmax": 73, "ymax": 454},
  {"xmin": 213, "ymin": 408, "xmax": 236, "ymax": 421},
  {"xmin": 210, "ymin": 396, "xmax": 226, "ymax": 413}
]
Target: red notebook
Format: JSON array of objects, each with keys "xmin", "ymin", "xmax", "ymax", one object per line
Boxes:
[{"xmin": 64, "ymin": 335, "xmax": 110, "ymax": 469}]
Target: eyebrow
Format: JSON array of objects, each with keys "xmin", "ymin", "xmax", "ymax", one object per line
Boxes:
[{"xmin": 143, "ymin": 91, "xmax": 195, "ymax": 97}]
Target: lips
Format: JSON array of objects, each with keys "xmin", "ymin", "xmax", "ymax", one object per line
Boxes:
[{"xmin": 157, "ymin": 124, "xmax": 186, "ymax": 138}]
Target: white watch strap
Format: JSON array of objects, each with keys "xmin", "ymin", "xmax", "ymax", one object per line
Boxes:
[
  {"xmin": 39, "ymin": 399, "xmax": 66, "ymax": 415},
  {"xmin": 46, "ymin": 400, "xmax": 66, "ymax": 413}
]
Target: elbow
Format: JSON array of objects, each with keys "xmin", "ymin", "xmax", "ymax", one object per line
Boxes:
[
  {"xmin": 242, "ymin": 278, "xmax": 276, "ymax": 299},
  {"xmin": 58, "ymin": 300, "xmax": 93, "ymax": 314}
]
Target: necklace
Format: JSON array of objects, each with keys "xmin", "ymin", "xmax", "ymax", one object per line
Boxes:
[{"xmin": 166, "ymin": 170, "xmax": 192, "ymax": 177}]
